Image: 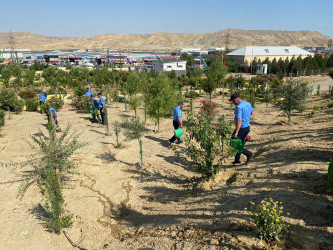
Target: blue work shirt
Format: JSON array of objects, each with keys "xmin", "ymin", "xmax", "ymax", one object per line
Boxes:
[
  {"xmin": 93, "ymin": 98, "xmax": 99, "ymax": 109},
  {"xmin": 98, "ymin": 97, "xmax": 105, "ymax": 109},
  {"xmin": 39, "ymin": 93, "xmax": 47, "ymax": 102},
  {"xmin": 84, "ymin": 91, "xmax": 93, "ymax": 98},
  {"xmin": 173, "ymin": 106, "xmax": 182, "ymax": 122},
  {"xmin": 234, "ymin": 100, "xmax": 253, "ymax": 128},
  {"xmin": 49, "ymin": 108, "xmax": 57, "ymax": 118}
]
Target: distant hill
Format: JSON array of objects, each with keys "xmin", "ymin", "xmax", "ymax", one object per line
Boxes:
[{"xmin": 0, "ymin": 29, "xmax": 331, "ymax": 51}]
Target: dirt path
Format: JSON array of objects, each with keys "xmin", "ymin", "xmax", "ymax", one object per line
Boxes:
[{"xmin": 0, "ymin": 93, "xmax": 333, "ymax": 249}]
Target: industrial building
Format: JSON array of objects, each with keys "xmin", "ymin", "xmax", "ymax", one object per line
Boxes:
[
  {"xmin": 227, "ymin": 46, "xmax": 313, "ymax": 64},
  {"xmin": 152, "ymin": 59, "xmax": 186, "ymax": 75}
]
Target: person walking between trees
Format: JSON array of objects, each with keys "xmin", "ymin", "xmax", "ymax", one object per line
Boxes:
[
  {"xmin": 84, "ymin": 88, "xmax": 93, "ymax": 98},
  {"xmin": 97, "ymin": 93, "xmax": 106, "ymax": 125},
  {"xmin": 230, "ymin": 93, "xmax": 254, "ymax": 164},
  {"xmin": 168, "ymin": 101, "xmax": 184, "ymax": 146},
  {"xmin": 37, "ymin": 92, "xmax": 47, "ymax": 113},
  {"xmin": 91, "ymin": 95, "xmax": 99, "ymax": 121}
]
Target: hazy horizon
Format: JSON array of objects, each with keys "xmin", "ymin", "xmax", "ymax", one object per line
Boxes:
[{"xmin": 1, "ymin": 0, "xmax": 332, "ymax": 38}]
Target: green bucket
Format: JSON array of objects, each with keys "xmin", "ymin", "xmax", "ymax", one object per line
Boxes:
[
  {"xmin": 174, "ymin": 128, "xmax": 184, "ymax": 139},
  {"xmin": 230, "ymin": 137, "xmax": 244, "ymax": 153},
  {"xmin": 89, "ymin": 109, "xmax": 94, "ymax": 114}
]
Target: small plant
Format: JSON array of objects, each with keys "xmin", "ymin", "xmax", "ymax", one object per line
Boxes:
[
  {"xmin": 180, "ymin": 111, "xmax": 234, "ymax": 178},
  {"xmin": 123, "ymin": 117, "xmax": 145, "ymax": 167},
  {"xmin": 328, "ymin": 102, "xmax": 333, "ymax": 108},
  {"xmin": 313, "ymin": 105, "xmax": 319, "ymax": 111},
  {"xmin": 113, "ymin": 121, "xmax": 121, "ymax": 148},
  {"xmin": 1, "ymin": 124, "xmax": 87, "ymax": 233},
  {"xmin": 274, "ymin": 81, "xmax": 311, "ymax": 122},
  {"xmin": 247, "ymin": 198, "xmax": 289, "ymax": 241},
  {"xmin": 129, "ymin": 95, "xmax": 142, "ymax": 117},
  {"xmin": 200, "ymin": 99, "xmax": 218, "ymax": 118}
]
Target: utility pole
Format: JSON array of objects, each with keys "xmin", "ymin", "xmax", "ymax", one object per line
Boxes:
[
  {"xmin": 225, "ymin": 28, "xmax": 231, "ymax": 51},
  {"xmin": 107, "ymin": 48, "xmax": 110, "ymax": 67},
  {"xmin": 9, "ymin": 31, "xmax": 16, "ymax": 64}
]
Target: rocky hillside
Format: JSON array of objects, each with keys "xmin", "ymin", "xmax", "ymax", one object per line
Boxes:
[{"xmin": 0, "ymin": 29, "xmax": 331, "ymax": 51}]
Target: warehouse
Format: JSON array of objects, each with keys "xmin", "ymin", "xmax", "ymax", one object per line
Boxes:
[
  {"xmin": 152, "ymin": 59, "xmax": 186, "ymax": 75},
  {"xmin": 227, "ymin": 46, "xmax": 313, "ymax": 64}
]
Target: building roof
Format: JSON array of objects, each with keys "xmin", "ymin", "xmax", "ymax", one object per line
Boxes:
[
  {"xmin": 227, "ymin": 46, "xmax": 313, "ymax": 56},
  {"xmin": 155, "ymin": 59, "xmax": 186, "ymax": 63}
]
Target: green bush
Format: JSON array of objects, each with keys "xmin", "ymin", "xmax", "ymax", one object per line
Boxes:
[
  {"xmin": 70, "ymin": 95, "xmax": 92, "ymax": 112},
  {"xmin": 25, "ymin": 98, "xmax": 39, "ymax": 111},
  {"xmin": 0, "ymin": 88, "xmax": 24, "ymax": 113},
  {"xmin": 19, "ymin": 89, "xmax": 37, "ymax": 99},
  {"xmin": 41, "ymin": 96, "xmax": 63, "ymax": 114},
  {"xmin": 247, "ymin": 198, "xmax": 289, "ymax": 241},
  {"xmin": 180, "ymin": 111, "xmax": 234, "ymax": 178}
]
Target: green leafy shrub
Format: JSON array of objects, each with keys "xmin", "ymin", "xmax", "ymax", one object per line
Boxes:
[
  {"xmin": 0, "ymin": 88, "xmax": 24, "ymax": 113},
  {"xmin": 70, "ymin": 95, "xmax": 92, "ymax": 112},
  {"xmin": 19, "ymin": 124, "xmax": 86, "ymax": 233},
  {"xmin": 181, "ymin": 111, "xmax": 233, "ymax": 178},
  {"xmin": 247, "ymin": 198, "xmax": 289, "ymax": 241},
  {"xmin": 25, "ymin": 98, "xmax": 39, "ymax": 111},
  {"xmin": 19, "ymin": 89, "xmax": 36, "ymax": 99},
  {"xmin": 123, "ymin": 117, "xmax": 145, "ymax": 167},
  {"xmin": 199, "ymin": 99, "xmax": 218, "ymax": 118},
  {"xmin": 274, "ymin": 81, "xmax": 311, "ymax": 122},
  {"xmin": 41, "ymin": 96, "xmax": 63, "ymax": 114}
]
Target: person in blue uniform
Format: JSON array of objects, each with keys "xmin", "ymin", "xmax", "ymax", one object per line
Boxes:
[
  {"xmin": 97, "ymin": 93, "xmax": 106, "ymax": 124},
  {"xmin": 48, "ymin": 108, "xmax": 58, "ymax": 126},
  {"xmin": 168, "ymin": 101, "xmax": 184, "ymax": 146},
  {"xmin": 230, "ymin": 93, "xmax": 254, "ymax": 164},
  {"xmin": 84, "ymin": 88, "xmax": 93, "ymax": 98},
  {"xmin": 91, "ymin": 95, "xmax": 99, "ymax": 121},
  {"xmin": 37, "ymin": 92, "xmax": 47, "ymax": 113}
]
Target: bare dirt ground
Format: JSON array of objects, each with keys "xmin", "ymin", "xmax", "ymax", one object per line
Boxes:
[{"xmin": 1, "ymin": 90, "xmax": 333, "ymax": 249}]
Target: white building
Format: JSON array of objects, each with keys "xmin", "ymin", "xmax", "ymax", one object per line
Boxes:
[
  {"xmin": 152, "ymin": 59, "xmax": 187, "ymax": 75},
  {"xmin": 227, "ymin": 46, "xmax": 313, "ymax": 63}
]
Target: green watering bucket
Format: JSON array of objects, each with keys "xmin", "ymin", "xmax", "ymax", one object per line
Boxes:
[
  {"xmin": 230, "ymin": 137, "xmax": 244, "ymax": 153},
  {"xmin": 174, "ymin": 128, "xmax": 184, "ymax": 139},
  {"xmin": 89, "ymin": 109, "xmax": 94, "ymax": 114}
]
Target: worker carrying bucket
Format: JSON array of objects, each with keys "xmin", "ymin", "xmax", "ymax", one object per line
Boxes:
[
  {"xmin": 168, "ymin": 101, "xmax": 184, "ymax": 146},
  {"xmin": 230, "ymin": 93, "xmax": 254, "ymax": 164}
]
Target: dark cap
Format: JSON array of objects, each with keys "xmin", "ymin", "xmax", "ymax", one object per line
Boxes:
[
  {"xmin": 229, "ymin": 93, "xmax": 240, "ymax": 101},
  {"xmin": 178, "ymin": 101, "xmax": 184, "ymax": 105},
  {"xmin": 44, "ymin": 92, "xmax": 47, "ymax": 96},
  {"xmin": 97, "ymin": 93, "xmax": 102, "ymax": 96}
]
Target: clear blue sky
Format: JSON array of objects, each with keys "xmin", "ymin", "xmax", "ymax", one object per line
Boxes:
[{"xmin": 1, "ymin": 0, "xmax": 332, "ymax": 38}]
